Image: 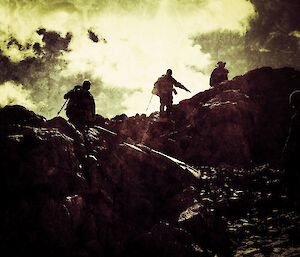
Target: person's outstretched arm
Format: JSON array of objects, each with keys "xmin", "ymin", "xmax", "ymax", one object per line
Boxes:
[{"xmin": 173, "ymin": 78, "xmax": 191, "ymax": 93}]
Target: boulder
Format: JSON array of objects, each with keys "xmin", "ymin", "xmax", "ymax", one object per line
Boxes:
[{"xmin": 0, "ymin": 105, "xmax": 45, "ymax": 126}]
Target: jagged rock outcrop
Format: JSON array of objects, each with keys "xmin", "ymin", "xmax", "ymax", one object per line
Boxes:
[
  {"xmin": 106, "ymin": 67, "xmax": 300, "ymax": 167},
  {"xmin": 0, "ymin": 67, "xmax": 299, "ymax": 257}
]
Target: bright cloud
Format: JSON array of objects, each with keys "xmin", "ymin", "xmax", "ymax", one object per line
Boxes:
[
  {"xmin": 0, "ymin": 0, "xmax": 255, "ymax": 117},
  {"xmin": 0, "ymin": 81, "xmax": 37, "ymax": 110}
]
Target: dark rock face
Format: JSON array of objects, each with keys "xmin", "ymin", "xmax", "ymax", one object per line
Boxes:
[
  {"xmin": 0, "ymin": 67, "xmax": 299, "ymax": 257},
  {"xmin": 0, "ymin": 105, "xmax": 45, "ymax": 126},
  {"xmin": 0, "ymin": 109, "xmax": 207, "ymax": 257}
]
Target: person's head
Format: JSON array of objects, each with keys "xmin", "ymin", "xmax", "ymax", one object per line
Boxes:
[
  {"xmin": 289, "ymin": 90, "xmax": 300, "ymax": 110},
  {"xmin": 217, "ymin": 61, "xmax": 226, "ymax": 68},
  {"xmin": 82, "ymin": 80, "xmax": 91, "ymax": 91},
  {"xmin": 166, "ymin": 69, "xmax": 172, "ymax": 76}
]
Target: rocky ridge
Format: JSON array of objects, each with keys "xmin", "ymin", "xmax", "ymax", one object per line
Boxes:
[
  {"xmin": 0, "ymin": 67, "xmax": 299, "ymax": 257},
  {"xmin": 106, "ymin": 67, "xmax": 300, "ymax": 167}
]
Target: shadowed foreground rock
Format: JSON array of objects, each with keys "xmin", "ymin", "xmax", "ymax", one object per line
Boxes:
[
  {"xmin": 0, "ymin": 67, "xmax": 299, "ymax": 257},
  {"xmin": 0, "ymin": 108, "xmax": 213, "ymax": 257}
]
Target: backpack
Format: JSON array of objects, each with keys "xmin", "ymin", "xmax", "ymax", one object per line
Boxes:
[
  {"xmin": 152, "ymin": 84, "xmax": 159, "ymax": 96},
  {"xmin": 152, "ymin": 75, "xmax": 173, "ymax": 96}
]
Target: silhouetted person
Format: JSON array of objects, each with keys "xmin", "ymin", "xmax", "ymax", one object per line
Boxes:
[
  {"xmin": 64, "ymin": 80, "xmax": 95, "ymax": 129},
  {"xmin": 210, "ymin": 61, "xmax": 229, "ymax": 87},
  {"xmin": 153, "ymin": 69, "xmax": 190, "ymax": 116},
  {"xmin": 283, "ymin": 90, "xmax": 300, "ymax": 199}
]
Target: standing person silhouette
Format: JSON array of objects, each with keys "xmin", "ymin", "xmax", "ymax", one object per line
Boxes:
[
  {"xmin": 64, "ymin": 80, "xmax": 95, "ymax": 129},
  {"xmin": 153, "ymin": 69, "xmax": 190, "ymax": 117}
]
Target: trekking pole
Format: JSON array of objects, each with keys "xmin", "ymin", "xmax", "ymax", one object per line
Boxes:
[
  {"xmin": 145, "ymin": 94, "xmax": 154, "ymax": 112},
  {"xmin": 57, "ymin": 99, "xmax": 69, "ymax": 116}
]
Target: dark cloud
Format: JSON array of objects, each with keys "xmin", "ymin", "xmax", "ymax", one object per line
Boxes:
[
  {"xmin": 88, "ymin": 30, "xmax": 107, "ymax": 44},
  {"xmin": 0, "ymin": 29, "xmax": 72, "ymax": 84},
  {"xmin": 246, "ymin": 0, "xmax": 300, "ymax": 67},
  {"xmin": 36, "ymin": 28, "xmax": 72, "ymax": 54},
  {"xmin": 7, "ymin": 37, "xmax": 23, "ymax": 50},
  {"xmin": 0, "ymin": 29, "xmax": 81, "ymax": 116},
  {"xmin": 194, "ymin": 0, "xmax": 300, "ymax": 77},
  {"xmin": 0, "ymin": 28, "xmax": 136, "ymax": 118},
  {"xmin": 194, "ymin": 31, "xmax": 247, "ymax": 77},
  {"xmin": 248, "ymin": 0, "xmax": 300, "ymax": 43},
  {"xmin": 88, "ymin": 30, "xmax": 99, "ymax": 43},
  {"xmin": 0, "ymin": 51, "xmax": 13, "ymax": 83}
]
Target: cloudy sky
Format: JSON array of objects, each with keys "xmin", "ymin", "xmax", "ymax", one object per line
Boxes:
[{"xmin": 0, "ymin": 0, "xmax": 299, "ymax": 118}]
